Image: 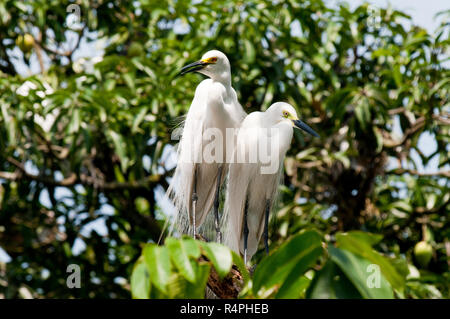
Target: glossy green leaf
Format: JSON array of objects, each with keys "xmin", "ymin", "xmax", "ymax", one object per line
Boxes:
[
  {"xmin": 275, "ymin": 275, "xmax": 311, "ymax": 299},
  {"xmin": 306, "ymin": 261, "xmax": 362, "ymax": 299},
  {"xmin": 200, "ymin": 242, "xmax": 233, "ymax": 280},
  {"xmin": 354, "ymin": 97, "xmax": 371, "ymax": 130},
  {"xmin": 130, "ymin": 259, "xmax": 150, "ymax": 299},
  {"xmin": 336, "ymin": 232, "xmax": 405, "ymax": 291},
  {"xmin": 143, "ymin": 244, "xmax": 171, "ymax": 293},
  {"xmin": 185, "ymin": 263, "xmax": 211, "ymax": 298},
  {"xmin": 340, "ymin": 231, "xmax": 383, "ymax": 246},
  {"xmin": 106, "ymin": 129, "xmax": 129, "ymax": 172},
  {"xmin": 252, "ymin": 230, "xmax": 323, "ymax": 294},
  {"xmin": 329, "ymin": 246, "xmax": 394, "ymax": 299},
  {"xmin": 166, "ymin": 237, "xmax": 197, "ymax": 283}
]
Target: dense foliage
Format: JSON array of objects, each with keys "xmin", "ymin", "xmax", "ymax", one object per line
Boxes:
[
  {"xmin": 132, "ymin": 231, "xmax": 401, "ymax": 299},
  {"xmin": 0, "ymin": 0, "xmax": 448, "ymax": 298}
]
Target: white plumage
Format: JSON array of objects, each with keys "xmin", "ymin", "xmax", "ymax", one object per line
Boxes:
[
  {"xmin": 168, "ymin": 50, "xmax": 246, "ymax": 239},
  {"xmin": 223, "ymin": 102, "xmax": 318, "ymax": 263}
]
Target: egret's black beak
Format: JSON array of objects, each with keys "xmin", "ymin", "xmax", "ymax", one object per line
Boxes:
[
  {"xmin": 178, "ymin": 60, "xmax": 207, "ymax": 76},
  {"xmin": 293, "ymin": 119, "xmax": 319, "ymax": 137}
]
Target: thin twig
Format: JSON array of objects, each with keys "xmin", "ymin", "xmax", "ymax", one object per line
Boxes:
[{"xmin": 3, "ymin": 157, "xmax": 167, "ymax": 191}]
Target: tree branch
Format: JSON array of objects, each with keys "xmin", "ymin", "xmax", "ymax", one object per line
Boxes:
[
  {"xmin": 388, "ymin": 168, "xmax": 450, "ymax": 178},
  {"xmin": 382, "ymin": 116, "xmax": 426, "ymax": 148},
  {"xmin": 3, "ymin": 157, "xmax": 167, "ymax": 191},
  {"xmin": 206, "ymin": 262, "xmax": 244, "ymax": 299},
  {"xmin": 383, "ymin": 112, "xmax": 449, "ymax": 148}
]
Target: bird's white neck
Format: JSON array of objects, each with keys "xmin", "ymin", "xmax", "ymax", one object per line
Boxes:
[{"xmin": 211, "ymin": 72, "xmax": 231, "ymax": 88}]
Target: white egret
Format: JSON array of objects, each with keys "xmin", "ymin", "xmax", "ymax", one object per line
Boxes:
[
  {"xmin": 168, "ymin": 50, "xmax": 246, "ymax": 241},
  {"xmin": 223, "ymin": 102, "xmax": 318, "ymax": 263}
]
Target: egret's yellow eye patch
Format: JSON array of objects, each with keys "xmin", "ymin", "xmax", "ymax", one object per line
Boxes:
[
  {"xmin": 202, "ymin": 57, "xmax": 218, "ymax": 64},
  {"xmin": 283, "ymin": 111, "xmax": 290, "ymax": 118}
]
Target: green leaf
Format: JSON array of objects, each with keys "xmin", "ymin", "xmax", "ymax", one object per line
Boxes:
[
  {"xmin": 336, "ymin": 233, "xmax": 405, "ymax": 292},
  {"xmin": 200, "ymin": 242, "xmax": 233, "ymax": 280},
  {"xmin": 122, "ymin": 72, "xmax": 135, "ymax": 93},
  {"xmin": 130, "ymin": 259, "xmax": 150, "ymax": 299},
  {"xmin": 185, "ymin": 263, "xmax": 211, "ymax": 298},
  {"xmin": 104, "ymin": 79, "xmax": 116, "ymax": 91},
  {"xmin": 252, "ymin": 230, "xmax": 323, "ymax": 295},
  {"xmin": 340, "ymin": 231, "xmax": 383, "ymax": 246},
  {"xmin": 113, "ymin": 165, "xmax": 126, "ymax": 183},
  {"xmin": 354, "ymin": 97, "xmax": 371, "ymax": 130},
  {"xmin": 106, "ymin": 129, "xmax": 129, "ymax": 172},
  {"xmin": 68, "ymin": 108, "xmax": 81, "ymax": 134},
  {"xmin": 166, "ymin": 262, "xmax": 211, "ymax": 299},
  {"xmin": 312, "ymin": 54, "xmax": 331, "ymax": 72},
  {"xmin": 243, "ymin": 39, "xmax": 256, "ymax": 63},
  {"xmin": 373, "ymin": 127, "xmax": 383, "ymax": 153},
  {"xmin": 429, "ymin": 78, "xmax": 450, "ymax": 97},
  {"xmin": 166, "ymin": 272, "xmax": 188, "ymax": 298},
  {"xmin": 143, "ymin": 244, "xmax": 171, "ymax": 293},
  {"xmin": 329, "ymin": 246, "xmax": 394, "ymax": 299},
  {"xmin": 181, "ymin": 237, "xmax": 202, "ymax": 259},
  {"xmin": 275, "ymin": 275, "xmax": 310, "ymax": 299},
  {"xmin": 132, "ymin": 106, "xmax": 148, "ymax": 133},
  {"xmin": 332, "ymin": 152, "xmax": 350, "ymax": 169},
  {"xmin": 295, "ymin": 147, "xmax": 317, "ymax": 160},
  {"xmin": 393, "ymin": 64, "xmax": 402, "ymax": 88},
  {"xmin": 166, "ymin": 237, "xmax": 197, "ymax": 283},
  {"xmin": 306, "ymin": 261, "xmax": 362, "ymax": 299}
]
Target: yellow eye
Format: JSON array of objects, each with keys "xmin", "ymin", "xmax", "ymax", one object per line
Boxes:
[
  {"xmin": 204, "ymin": 57, "xmax": 218, "ymax": 64},
  {"xmin": 283, "ymin": 111, "xmax": 289, "ymax": 118}
]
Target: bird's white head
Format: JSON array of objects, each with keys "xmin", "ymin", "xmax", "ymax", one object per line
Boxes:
[
  {"xmin": 179, "ymin": 50, "xmax": 231, "ymax": 85},
  {"xmin": 267, "ymin": 102, "xmax": 319, "ymax": 137}
]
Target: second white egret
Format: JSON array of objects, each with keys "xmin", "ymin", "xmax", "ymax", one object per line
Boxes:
[{"xmin": 223, "ymin": 102, "xmax": 319, "ymax": 263}]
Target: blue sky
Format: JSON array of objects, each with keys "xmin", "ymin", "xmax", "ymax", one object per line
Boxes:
[
  {"xmin": 0, "ymin": 0, "xmax": 448, "ymax": 263},
  {"xmin": 336, "ymin": 0, "xmax": 448, "ymax": 32}
]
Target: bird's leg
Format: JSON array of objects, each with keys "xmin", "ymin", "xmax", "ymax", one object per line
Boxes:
[
  {"xmin": 264, "ymin": 199, "xmax": 271, "ymax": 255},
  {"xmin": 243, "ymin": 197, "xmax": 249, "ymax": 265},
  {"xmin": 191, "ymin": 164, "xmax": 198, "ymax": 239},
  {"xmin": 213, "ymin": 165, "xmax": 223, "ymax": 243}
]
